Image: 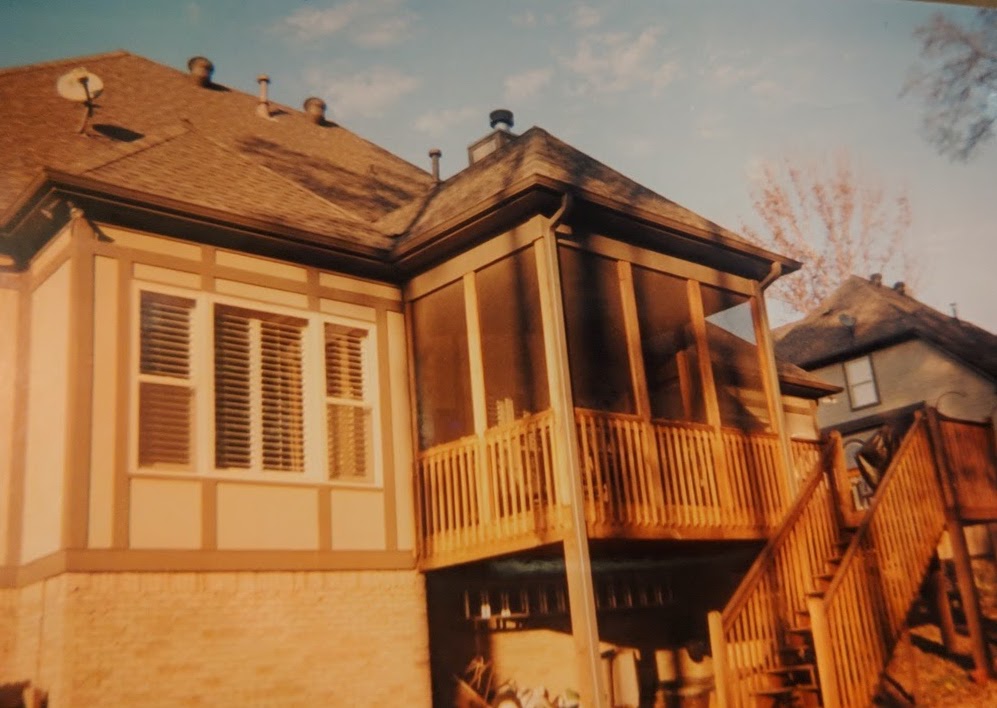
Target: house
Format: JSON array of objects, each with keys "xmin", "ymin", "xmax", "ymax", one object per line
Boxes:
[
  {"xmin": 0, "ymin": 52, "xmax": 994, "ymax": 708},
  {"xmin": 774, "ymin": 274, "xmax": 997, "ymax": 511}
]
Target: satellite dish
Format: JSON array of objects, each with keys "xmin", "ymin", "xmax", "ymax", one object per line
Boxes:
[
  {"xmin": 56, "ymin": 67, "xmax": 104, "ymax": 103},
  {"xmin": 55, "ymin": 67, "xmax": 104, "ymax": 133}
]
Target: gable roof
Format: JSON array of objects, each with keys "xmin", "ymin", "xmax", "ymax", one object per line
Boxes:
[
  {"xmin": 0, "ymin": 51, "xmax": 433, "ymax": 244},
  {"xmin": 774, "ymin": 276, "xmax": 997, "ymax": 380}
]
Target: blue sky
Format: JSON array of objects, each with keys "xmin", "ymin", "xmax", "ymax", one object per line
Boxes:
[{"xmin": 1, "ymin": 1, "xmax": 995, "ymax": 331}]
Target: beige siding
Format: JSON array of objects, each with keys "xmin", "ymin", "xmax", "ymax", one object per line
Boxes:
[
  {"xmin": 88, "ymin": 257, "xmax": 118, "ymax": 548},
  {"xmin": 783, "ymin": 396, "xmax": 818, "ymax": 440},
  {"xmin": 129, "ymin": 478, "xmax": 201, "ymax": 549},
  {"xmin": 331, "ymin": 488, "xmax": 386, "ymax": 550},
  {"xmin": 815, "ymin": 339, "xmax": 997, "ymax": 430},
  {"xmin": 22, "ymin": 262, "xmax": 72, "ymax": 563},
  {"xmin": 388, "ymin": 310, "xmax": 416, "ymax": 551},
  {"xmin": 101, "ymin": 225, "xmax": 201, "ymax": 260},
  {"xmin": 217, "ymin": 484, "xmax": 319, "ymax": 550},
  {"xmin": 0, "ymin": 285, "xmax": 20, "ymax": 565}
]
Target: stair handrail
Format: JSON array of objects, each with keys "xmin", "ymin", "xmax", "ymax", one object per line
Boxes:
[
  {"xmin": 719, "ymin": 434, "xmax": 838, "ymax": 628},
  {"xmin": 813, "ymin": 410, "xmax": 947, "ymax": 707}
]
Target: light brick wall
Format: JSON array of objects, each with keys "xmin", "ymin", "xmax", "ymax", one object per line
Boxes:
[{"xmin": 2, "ymin": 570, "xmax": 431, "ymax": 707}]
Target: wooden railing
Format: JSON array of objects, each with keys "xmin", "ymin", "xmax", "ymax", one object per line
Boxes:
[
  {"xmin": 938, "ymin": 416, "xmax": 997, "ymax": 520},
  {"xmin": 709, "ymin": 438, "xmax": 839, "ymax": 708},
  {"xmin": 416, "ymin": 410, "xmax": 560, "ymax": 565},
  {"xmin": 811, "ymin": 415, "xmax": 945, "ymax": 708},
  {"xmin": 791, "ymin": 439, "xmax": 823, "ymax": 485},
  {"xmin": 722, "ymin": 429, "xmax": 787, "ymax": 529}
]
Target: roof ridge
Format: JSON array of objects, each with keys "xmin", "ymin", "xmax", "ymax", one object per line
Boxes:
[{"xmin": 0, "ymin": 49, "xmax": 130, "ymax": 77}]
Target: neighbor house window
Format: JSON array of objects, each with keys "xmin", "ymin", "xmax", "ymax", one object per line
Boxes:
[
  {"xmin": 136, "ymin": 287, "xmax": 378, "ymax": 483},
  {"xmin": 844, "ymin": 356, "xmax": 879, "ymax": 409}
]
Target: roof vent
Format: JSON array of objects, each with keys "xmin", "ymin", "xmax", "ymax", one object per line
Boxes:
[
  {"xmin": 869, "ymin": 273, "xmax": 882, "ymax": 286},
  {"xmin": 303, "ymin": 97, "xmax": 327, "ymax": 124},
  {"xmin": 256, "ymin": 74, "xmax": 273, "ymax": 119},
  {"xmin": 429, "ymin": 148, "xmax": 442, "ymax": 182},
  {"xmin": 490, "ymin": 109, "xmax": 514, "ymax": 131},
  {"xmin": 468, "ymin": 109, "xmax": 517, "ymax": 165},
  {"xmin": 187, "ymin": 56, "xmax": 214, "ymax": 87},
  {"xmin": 893, "ymin": 281, "xmax": 906, "ymax": 296}
]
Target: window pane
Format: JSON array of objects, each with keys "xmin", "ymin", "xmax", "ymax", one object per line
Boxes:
[
  {"xmin": 140, "ymin": 292, "xmax": 193, "ymax": 378},
  {"xmin": 327, "ymin": 403, "xmax": 372, "ymax": 480},
  {"xmin": 845, "ymin": 357, "xmax": 873, "ymax": 385},
  {"xmin": 139, "ymin": 382, "xmax": 191, "ymax": 466},
  {"xmin": 325, "ymin": 323, "xmax": 372, "ymax": 481},
  {"xmin": 260, "ymin": 319, "xmax": 304, "ymax": 472},
  {"xmin": 632, "ymin": 266, "xmax": 705, "ymax": 422},
  {"xmin": 214, "ymin": 307, "xmax": 252, "ymax": 469},
  {"xmin": 850, "ymin": 380, "xmax": 878, "ymax": 408},
  {"xmin": 559, "ymin": 247, "xmax": 633, "ymax": 413},
  {"xmin": 412, "ymin": 280, "xmax": 474, "ymax": 448},
  {"xmin": 477, "ymin": 249, "xmax": 549, "ymax": 427},
  {"xmin": 700, "ymin": 285, "xmax": 771, "ymax": 431}
]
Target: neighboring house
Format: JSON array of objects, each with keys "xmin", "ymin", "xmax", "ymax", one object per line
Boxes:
[
  {"xmin": 0, "ymin": 52, "xmax": 993, "ymax": 708},
  {"xmin": 774, "ymin": 274, "xmax": 997, "ymax": 505}
]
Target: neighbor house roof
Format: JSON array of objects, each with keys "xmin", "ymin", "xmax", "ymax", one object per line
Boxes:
[{"xmin": 774, "ymin": 275, "xmax": 997, "ymax": 380}]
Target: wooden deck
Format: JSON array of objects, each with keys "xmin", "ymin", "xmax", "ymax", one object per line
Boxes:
[{"xmin": 415, "ymin": 408, "xmax": 822, "ymax": 568}]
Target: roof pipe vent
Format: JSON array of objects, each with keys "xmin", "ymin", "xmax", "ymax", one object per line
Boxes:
[
  {"xmin": 256, "ymin": 74, "xmax": 272, "ymax": 119},
  {"xmin": 893, "ymin": 281, "xmax": 907, "ymax": 296},
  {"xmin": 187, "ymin": 56, "xmax": 214, "ymax": 87},
  {"xmin": 429, "ymin": 148, "xmax": 442, "ymax": 182},
  {"xmin": 303, "ymin": 97, "xmax": 327, "ymax": 125},
  {"xmin": 490, "ymin": 109, "xmax": 514, "ymax": 131},
  {"xmin": 869, "ymin": 273, "xmax": 882, "ymax": 286}
]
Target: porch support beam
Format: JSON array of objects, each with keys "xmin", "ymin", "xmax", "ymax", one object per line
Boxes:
[{"xmin": 534, "ymin": 200, "xmax": 607, "ymax": 708}]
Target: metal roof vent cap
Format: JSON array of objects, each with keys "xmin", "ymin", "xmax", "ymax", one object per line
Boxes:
[
  {"xmin": 303, "ymin": 96, "xmax": 327, "ymax": 124},
  {"xmin": 187, "ymin": 56, "xmax": 214, "ymax": 87},
  {"xmin": 893, "ymin": 281, "xmax": 906, "ymax": 296},
  {"xmin": 490, "ymin": 109, "xmax": 514, "ymax": 131},
  {"xmin": 869, "ymin": 273, "xmax": 883, "ymax": 286}
]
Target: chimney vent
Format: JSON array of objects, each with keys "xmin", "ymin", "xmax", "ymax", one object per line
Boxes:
[
  {"xmin": 187, "ymin": 56, "xmax": 214, "ymax": 87},
  {"xmin": 869, "ymin": 273, "xmax": 882, "ymax": 286},
  {"xmin": 429, "ymin": 148, "xmax": 442, "ymax": 182},
  {"xmin": 256, "ymin": 74, "xmax": 271, "ymax": 118},
  {"xmin": 490, "ymin": 109, "xmax": 514, "ymax": 131},
  {"xmin": 303, "ymin": 97, "xmax": 326, "ymax": 124},
  {"xmin": 892, "ymin": 281, "xmax": 906, "ymax": 296}
]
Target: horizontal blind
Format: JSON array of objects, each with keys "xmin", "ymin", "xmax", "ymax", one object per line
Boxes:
[
  {"xmin": 261, "ymin": 318, "xmax": 305, "ymax": 472},
  {"xmin": 138, "ymin": 292, "xmax": 195, "ymax": 467},
  {"xmin": 325, "ymin": 323, "xmax": 372, "ymax": 480}
]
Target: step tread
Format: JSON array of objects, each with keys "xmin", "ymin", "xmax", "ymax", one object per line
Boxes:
[{"xmin": 766, "ymin": 663, "xmax": 816, "ymax": 675}]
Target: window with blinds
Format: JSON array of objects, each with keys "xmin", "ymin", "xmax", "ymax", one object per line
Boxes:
[
  {"xmin": 135, "ymin": 287, "xmax": 378, "ymax": 483},
  {"xmin": 138, "ymin": 291, "xmax": 195, "ymax": 468},
  {"xmin": 325, "ymin": 323, "xmax": 373, "ymax": 481},
  {"xmin": 214, "ymin": 305, "xmax": 307, "ymax": 473}
]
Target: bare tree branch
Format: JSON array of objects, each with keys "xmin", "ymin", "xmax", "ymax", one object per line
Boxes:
[
  {"xmin": 741, "ymin": 153, "xmax": 918, "ymax": 315},
  {"xmin": 906, "ymin": 9, "xmax": 997, "ymax": 161}
]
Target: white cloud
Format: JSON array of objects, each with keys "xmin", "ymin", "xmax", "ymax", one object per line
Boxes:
[
  {"xmin": 559, "ymin": 27, "xmax": 678, "ymax": 96},
  {"xmin": 504, "ymin": 67, "xmax": 554, "ymax": 103},
  {"xmin": 283, "ymin": 0, "xmax": 415, "ymax": 46},
  {"xmin": 511, "ymin": 11, "xmax": 537, "ymax": 28},
  {"xmin": 314, "ymin": 67, "xmax": 421, "ymax": 118},
  {"xmin": 414, "ymin": 105, "xmax": 478, "ymax": 136},
  {"xmin": 696, "ymin": 110, "xmax": 729, "ymax": 140},
  {"xmin": 573, "ymin": 5, "xmax": 601, "ymax": 30}
]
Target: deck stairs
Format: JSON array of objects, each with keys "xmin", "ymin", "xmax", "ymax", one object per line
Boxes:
[{"xmin": 709, "ymin": 409, "xmax": 994, "ymax": 707}]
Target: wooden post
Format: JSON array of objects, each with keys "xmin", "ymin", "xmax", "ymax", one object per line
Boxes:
[
  {"xmin": 926, "ymin": 407, "xmax": 994, "ymax": 683},
  {"xmin": 807, "ymin": 595, "xmax": 841, "ymax": 708},
  {"xmin": 707, "ymin": 611, "xmax": 730, "ymax": 708},
  {"xmin": 534, "ymin": 215, "xmax": 607, "ymax": 707},
  {"xmin": 463, "ymin": 273, "xmax": 493, "ymax": 525},
  {"xmin": 933, "ymin": 559, "xmax": 958, "ymax": 655},
  {"xmin": 827, "ymin": 431, "xmax": 860, "ymax": 529}
]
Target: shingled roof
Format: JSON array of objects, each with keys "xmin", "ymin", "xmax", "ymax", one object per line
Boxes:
[
  {"xmin": 774, "ymin": 276, "xmax": 997, "ymax": 380},
  {"xmin": 0, "ymin": 50, "xmax": 433, "ymax": 244}
]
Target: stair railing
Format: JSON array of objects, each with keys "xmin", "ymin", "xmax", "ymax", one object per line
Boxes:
[
  {"xmin": 709, "ymin": 434, "xmax": 843, "ymax": 708},
  {"xmin": 809, "ymin": 412, "xmax": 946, "ymax": 708}
]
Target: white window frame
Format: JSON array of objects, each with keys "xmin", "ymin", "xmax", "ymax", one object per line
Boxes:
[
  {"xmin": 843, "ymin": 355, "xmax": 880, "ymax": 410},
  {"xmin": 130, "ymin": 281, "xmax": 382, "ymax": 487}
]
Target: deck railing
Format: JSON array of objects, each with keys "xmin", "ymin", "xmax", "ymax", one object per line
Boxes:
[
  {"xmin": 416, "ymin": 410, "xmax": 560, "ymax": 565},
  {"xmin": 418, "ymin": 408, "xmax": 812, "ymax": 565},
  {"xmin": 938, "ymin": 416, "xmax": 997, "ymax": 520},
  {"xmin": 708, "ymin": 438, "xmax": 839, "ymax": 707},
  {"xmin": 811, "ymin": 415, "xmax": 945, "ymax": 708}
]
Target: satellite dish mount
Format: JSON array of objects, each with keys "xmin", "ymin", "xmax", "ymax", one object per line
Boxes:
[{"xmin": 55, "ymin": 67, "xmax": 104, "ymax": 134}]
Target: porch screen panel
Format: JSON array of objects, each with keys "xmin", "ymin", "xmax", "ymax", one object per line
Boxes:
[
  {"xmin": 412, "ymin": 280, "xmax": 474, "ymax": 448},
  {"xmin": 558, "ymin": 246, "xmax": 634, "ymax": 413},
  {"xmin": 138, "ymin": 291, "xmax": 195, "ymax": 467},
  {"xmin": 700, "ymin": 285, "xmax": 771, "ymax": 431},
  {"xmin": 631, "ymin": 266, "xmax": 706, "ymax": 423},
  {"xmin": 477, "ymin": 249, "xmax": 549, "ymax": 427}
]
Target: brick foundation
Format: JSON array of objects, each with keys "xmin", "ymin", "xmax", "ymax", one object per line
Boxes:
[{"xmin": 1, "ymin": 570, "xmax": 431, "ymax": 707}]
